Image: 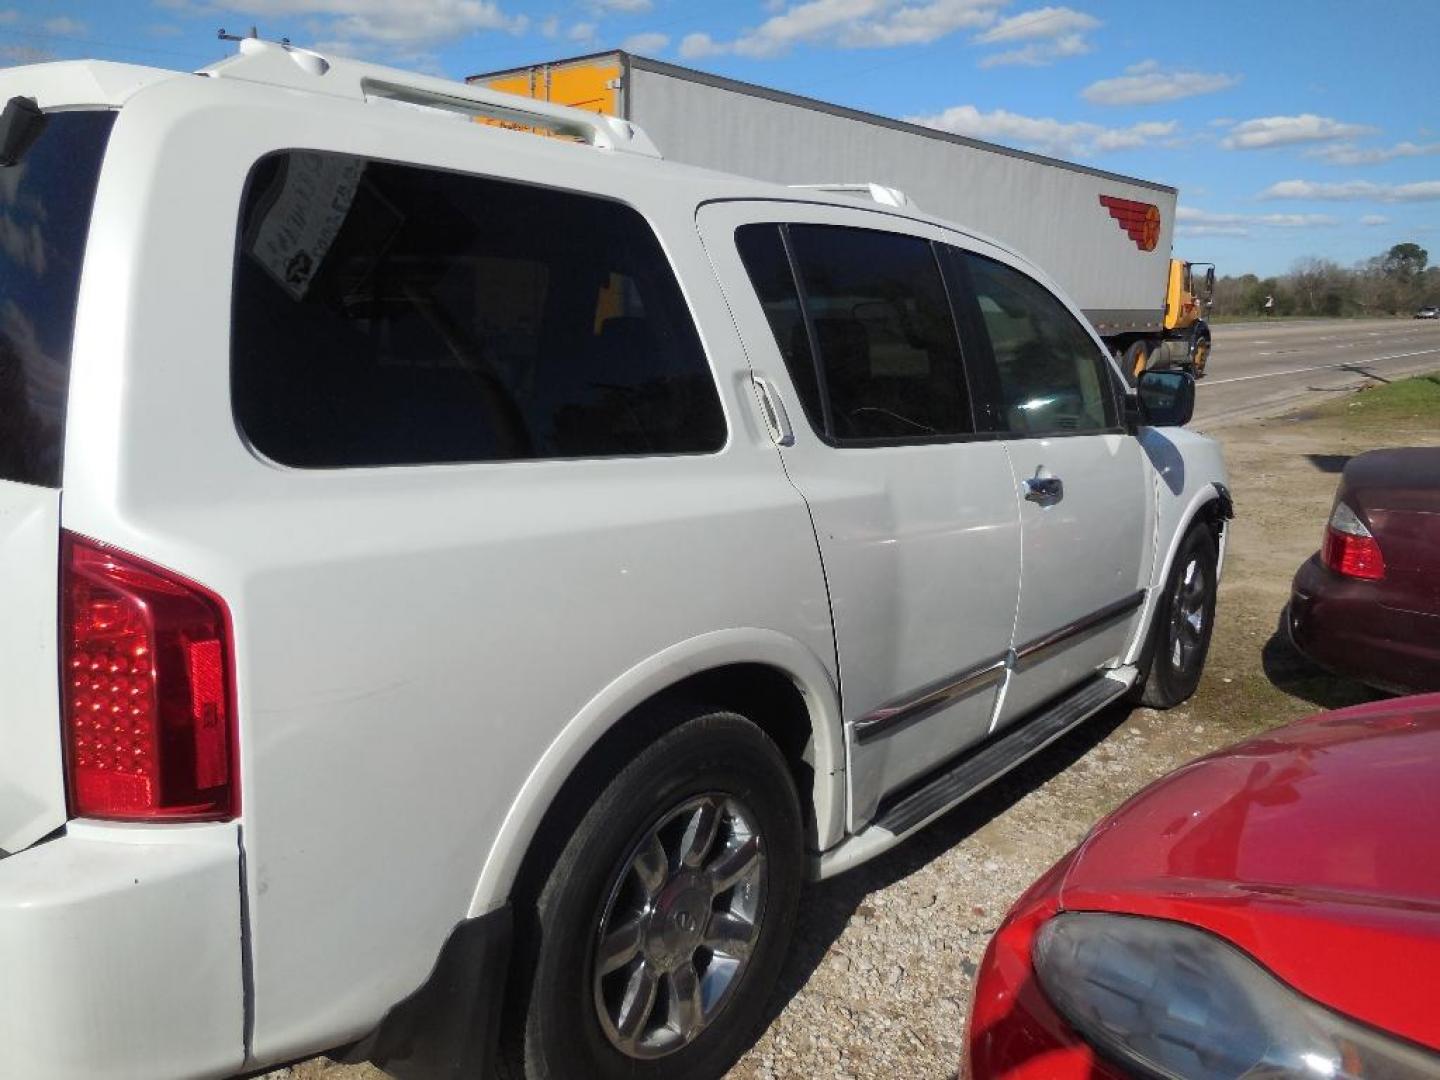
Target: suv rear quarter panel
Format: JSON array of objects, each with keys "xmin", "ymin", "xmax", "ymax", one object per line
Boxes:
[{"xmin": 61, "ymin": 76, "xmax": 837, "ymax": 1065}]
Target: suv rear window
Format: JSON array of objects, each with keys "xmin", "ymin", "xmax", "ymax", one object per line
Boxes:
[
  {"xmin": 232, "ymin": 151, "xmax": 726, "ymax": 468},
  {"xmin": 0, "ymin": 109, "xmax": 114, "ymax": 488}
]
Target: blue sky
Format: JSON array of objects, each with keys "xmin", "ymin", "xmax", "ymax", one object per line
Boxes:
[{"xmin": 5, "ymin": 0, "xmax": 1437, "ymax": 276}]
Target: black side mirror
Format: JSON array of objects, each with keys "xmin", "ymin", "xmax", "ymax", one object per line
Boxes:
[{"xmin": 1136, "ymin": 369, "xmax": 1195, "ymax": 427}]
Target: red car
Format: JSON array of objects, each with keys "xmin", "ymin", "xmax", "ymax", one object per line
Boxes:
[
  {"xmin": 965, "ymin": 694, "xmax": 1440, "ymax": 1079},
  {"xmin": 1288, "ymin": 447, "xmax": 1440, "ymax": 693}
]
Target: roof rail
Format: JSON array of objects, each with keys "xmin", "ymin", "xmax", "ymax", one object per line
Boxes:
[
  {"xmin": 790, "ymin": 182, "xmax": 916, "ymax": 209},
  {"xmin": 198, "ymin": 38, "xmax": 662, "ymax": 158}
]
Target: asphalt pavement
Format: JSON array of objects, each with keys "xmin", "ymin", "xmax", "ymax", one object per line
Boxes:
[{"xmin": 1192, "ymin": 318, "xmax": 1440, "ymax": 427}]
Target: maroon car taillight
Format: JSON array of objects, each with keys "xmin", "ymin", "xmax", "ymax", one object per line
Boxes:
[
  {"xmin": 61, "ymin": 532, "xmax": 238, "ymax": 821},
  {"xmin": 1321, "ymin": 500, "xmax": 1385, "ymax": 581}
]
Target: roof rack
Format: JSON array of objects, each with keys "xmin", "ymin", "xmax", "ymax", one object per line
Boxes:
[
  {"xmin": 198, "ymin": 38, "xmax": 662, "ymax": 158},
  {"xmin": 789, "ymin": 183, "xmax": 916, "ymax": 209}
]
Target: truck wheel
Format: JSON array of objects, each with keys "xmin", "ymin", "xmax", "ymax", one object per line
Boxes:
[
  {"xmin": 1123, "ymin": 339, "xmax": 1152, "ymax": 386},
  {"xmin": 1131, "ymin": 526, "xmax": 1218, "ymax": 708},
  {"xmin": 504, "ymin": 710, "xmax": 803, "ymax": 1080},
  {"xmin": 1191, "ymin": 335, "xmax": 1211, "ymax": 378}
]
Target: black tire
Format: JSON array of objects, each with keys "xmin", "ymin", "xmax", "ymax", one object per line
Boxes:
[
  {"xmin": 1132, "ymin": 526, "xmax": 1218, "ymax": 708},
  {"xmin": 1123, "ymin": 339, "xmax": 1152, "ymax": 387},
  {"xmin": 503, "ymin": 710, "xmax": 803, "ymax": 1080}
]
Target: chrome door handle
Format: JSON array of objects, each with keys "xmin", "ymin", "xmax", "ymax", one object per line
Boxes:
[
  {"xmin": 752, "ymin": 375, "xmax": 795, "ymax": 447},
  {"xmin": 1023, "ymin": 471, "xmax": 1063, "ymax": 503}
]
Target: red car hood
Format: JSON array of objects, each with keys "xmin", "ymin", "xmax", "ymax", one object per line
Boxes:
[{"xmin": 1059, "ymin": 694, "xmax": 1440, "ymax": 1051}]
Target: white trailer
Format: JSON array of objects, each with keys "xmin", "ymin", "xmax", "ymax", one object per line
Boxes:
[{"xmin": 471, "ymin": 50, "xmax": 1210, "ymax": 376}]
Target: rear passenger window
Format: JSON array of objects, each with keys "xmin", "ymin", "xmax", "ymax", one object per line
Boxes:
[
  {"xmin": 962, "ymin": 253, "xmax": 1117, "ymax": 436},
  {"xmin": 232, "ymin": 151, "xmax": 725, "ymax": 468},
  {"xmin": 784, "ymin": 226, "xmax": 972, "ymax": 441},
  {"xmin": 734, "ymin": 224, "xmax": 823, "ymax": 432}
]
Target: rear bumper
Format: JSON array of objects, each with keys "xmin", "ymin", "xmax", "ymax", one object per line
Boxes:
[
  {"xmin": 1288, "ymin": 555, "xmax": 1440, "ymax": 694},
  {"xmin": 0, "ymin": 821, "xmax": 245, "ymax": 1080}
]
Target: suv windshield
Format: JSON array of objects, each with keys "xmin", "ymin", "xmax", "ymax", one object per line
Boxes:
[{"xmin": 0, "ymin": 108, "xmax": 114, "ymax": 487}]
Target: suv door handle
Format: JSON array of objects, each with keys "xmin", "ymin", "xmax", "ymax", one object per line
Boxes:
[
  {"xmin": 752, "ymin": 375, "xmax": 795, "ymax": 447},
  {"xmin": 1023, "ymin": 470, "xmax": 1063, "ymax": 503}
]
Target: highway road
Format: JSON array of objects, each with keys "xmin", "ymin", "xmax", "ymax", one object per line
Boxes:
[{"xmin": 1192, "ymin": 318, "xmax": 1440, "ymax": 427}]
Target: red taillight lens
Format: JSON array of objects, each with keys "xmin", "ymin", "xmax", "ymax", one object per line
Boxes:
[
  {"xmin": 1320, "ymin": 500, "xmax": 1385, "ymax": 581},
  {"xmin": 62, "ymin": 533, "xmax": 237, "ymax": 820}
]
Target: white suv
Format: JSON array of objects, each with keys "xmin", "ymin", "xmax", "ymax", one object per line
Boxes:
[{"xmin": 0, "ymin": 42, "xmax": 1229, "ymax": 1080}]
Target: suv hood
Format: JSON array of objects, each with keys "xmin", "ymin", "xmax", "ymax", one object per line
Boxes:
[{"xmin": 1060, "ymin": 694, "xmax": 1440, "ymax": 1051}]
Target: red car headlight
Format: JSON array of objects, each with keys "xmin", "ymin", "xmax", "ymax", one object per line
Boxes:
[{"xmin": 1035, "ymin": 913, "xmax": 1439, "ymax": 1079}]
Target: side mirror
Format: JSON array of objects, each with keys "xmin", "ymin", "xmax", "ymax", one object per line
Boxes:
[{"xmin": 1136, "ymin": 369, "xmax": 1195, "ymax": 427}]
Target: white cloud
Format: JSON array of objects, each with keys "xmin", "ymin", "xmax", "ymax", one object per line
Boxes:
[
  {"xmin": 1175, "ymin": 206, "xmax": 1338, "ymax": 235},
  {"xmin": 975, "ymin": 5, "xmax": 1096, "ymax": 42},
  {"xmin": 1307, "ymin": 140, "xmax": 1440, "ymax": 166},
  {"xmin": 1220, "ymin": 114, "xmax": 1374, "ymax": 150},
  {"xmin": 539, "ymin": 15, "xmax": 559, "ymax": 36},
  {"xmin": 592, "ymin": 0, "xmax": 652, "ymax": 10},
  {"xmin": 0, "ymin": 43, "xmax": 50, "ymax": 65},
  {"xmin": 161, "ymin": 0, "xmax": 526, "ymax": 54},
  {"xmin": 0, "ymin": 11, "xmax": 20, "ymax": 26},
  {"xmin": 1260, "ymin": 179, "xmax": 1440, "ymax": 202},
  {"xmin": 1083, "ymin": 60, "xmax": 1239, "ymax": 106},
  {"xmin": 568, "ymin": 20, "xmax": 598, "ymax": 42},
  {"xmin": 1177, "ymin": 224, "xmax": 1249, "ymax": 237},
  {"xmin": 972, "ymin": 4, "xmax": 1096, "ymax": 66},
  {"xmin": 680, "ymin": 0, "xmax": 1002, "ymax": 58},
  {"xmin": 979, "ymin": 32, "xmax": 1089, "ymax": 67},
  {"xmin": 907, "ymin": 103, "xmax": 1176, "ymax": 158},
  {"xmin": 621, "ymin": 31, "xmax": 669, "ymax": 52},
  {"xmin": 42, "ymin": 15, "xmax": 86, "ymax": 35},
  {"xmin": 1360, "ymin": 214, "xmax": 1389, "ymax": 226}
]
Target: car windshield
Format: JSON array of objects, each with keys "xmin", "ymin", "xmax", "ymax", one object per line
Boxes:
[{"xmin": 0, "ymin": 109, "xmax": 115, "ymax": 487}]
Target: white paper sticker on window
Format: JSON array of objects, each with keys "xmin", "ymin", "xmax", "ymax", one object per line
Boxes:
[{"xmin": 249, "ymin": 152, "xmax": 365, "ymax": 300}]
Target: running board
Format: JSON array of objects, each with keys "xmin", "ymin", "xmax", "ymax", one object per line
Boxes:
[{"xmin": 814, "ymin": 670, "xmax": 1133, "ymax": 878}]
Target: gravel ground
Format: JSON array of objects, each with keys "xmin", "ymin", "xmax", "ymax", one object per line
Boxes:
[{"xmin": 267, "ymin": 379, "xmax": 1440, "ymax": 1080}]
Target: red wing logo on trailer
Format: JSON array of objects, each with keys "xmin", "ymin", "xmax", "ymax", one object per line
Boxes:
[{"xmin": 1099, "ymin": 195, "xmax": 1161, "ymax": 252}]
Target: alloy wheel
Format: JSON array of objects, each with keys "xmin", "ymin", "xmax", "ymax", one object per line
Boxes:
[
  {"xmin": 1168, "ymin": 556, "xmax": 1208, "ymax": 673},
  {"xmin": 592, "ymin": 793, "xmax": 766, "ymax": 1060}
]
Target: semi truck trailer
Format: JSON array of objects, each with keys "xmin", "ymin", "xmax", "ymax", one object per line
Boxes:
[{"xmin": 470, "ymin": 50, "xmax": 1215, "ymax": 382}]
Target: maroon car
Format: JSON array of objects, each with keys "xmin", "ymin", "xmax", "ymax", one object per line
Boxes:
[{"xmin": 1288, "ymin": 446, "xmax": 1440, "ymax": 693}]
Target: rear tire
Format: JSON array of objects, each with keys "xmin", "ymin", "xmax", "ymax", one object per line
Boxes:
[
  {"xmin": 1132, "ymin": 526, "xmax": 1218, "ymax": 708},
  {"xmin": 503, "ymin": 709, "xmax": 803, "ymax": 1080}
]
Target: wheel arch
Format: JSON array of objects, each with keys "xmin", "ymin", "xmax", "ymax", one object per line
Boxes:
[
  {"xmin": 1124, "ymin": 481, "xmax": 1232, "ymax": 667},
  {"xmin": 466, "ymin": 629, "xmax": 844, "ymax": 918}
]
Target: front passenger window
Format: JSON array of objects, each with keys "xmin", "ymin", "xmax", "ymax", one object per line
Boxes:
[{"xmin": 963, "ymin": 254, "xmax": 1117, "ymax": 435}]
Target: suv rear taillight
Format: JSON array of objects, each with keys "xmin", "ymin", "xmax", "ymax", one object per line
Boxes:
[
  {"xmin": 1321, "ymin": 500, "xmax": 1386, "ymax": 581},
  {"xmin": 61, "ymin": 533, "xmax": 237, "ymax": 820}
]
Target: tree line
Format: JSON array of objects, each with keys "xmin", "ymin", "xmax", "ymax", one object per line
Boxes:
[{"xmin": 1211, "ymin": 243, "xmax": 1439, "ymax": 318}]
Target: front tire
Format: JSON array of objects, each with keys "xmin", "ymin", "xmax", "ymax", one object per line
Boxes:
[
  {"xmin": 506, "ymin": 710, "xmax": 803, "ymax": 1080},
  {"xmin": 1133, "ymin": 526, "xmax": 1218, "ymax": 708}
]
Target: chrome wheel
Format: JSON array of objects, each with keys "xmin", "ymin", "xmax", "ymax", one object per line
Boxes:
[
  {"xmin": 592, "ymin": 793, "xmax": 766, "ymax": 1060},
  {"xmin": 1168, "ymin": 556, "xmax": 1208, "ymax": 672}
]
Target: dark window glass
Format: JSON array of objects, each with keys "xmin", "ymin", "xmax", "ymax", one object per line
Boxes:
[
  {"xmin": 0, "ymin": 110, "xmax": 115, "ymax": 487},
  {"xmin": 232, "ymin": 151, "xmax": 725, "ymax": 467},
  {"xmin": 734, "ymin": 224, "xmax": 823, "ymax": 432},
  {"xmin": 963, "ymin": 253, "xmax": 1117, "ymax": 436},
  {"xmin": 787, "ymin": 225, "xmax": 971, "ymax": 441}
]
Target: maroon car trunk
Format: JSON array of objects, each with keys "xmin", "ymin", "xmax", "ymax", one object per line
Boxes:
[{"xmin": 1289, "ymin": 447, "xmax": 1440, "ymax": 693}]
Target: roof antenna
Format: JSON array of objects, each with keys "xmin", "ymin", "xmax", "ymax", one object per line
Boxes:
[{"xmin": 218, "ymin": 26, "xmax": 292, "ymax": 47}]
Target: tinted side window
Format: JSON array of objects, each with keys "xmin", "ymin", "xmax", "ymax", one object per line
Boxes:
[
  {"xmin": 734, "ymin": 224, "xmax": 823, "ymax": 432},
  {"xmin": 0, "ymin": 111, "xmax": 115, "ymax": 487},
  {"xmin": 232, "ymin": 151, "xmax": 725, "ymax": 468},
  {"xmin": 963, "ymin": 253, "xmax": 1117, "ymax": 436},
  {"xmin": 787, "ymin": 226, "xmax": 972, "ymax": 441}
]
